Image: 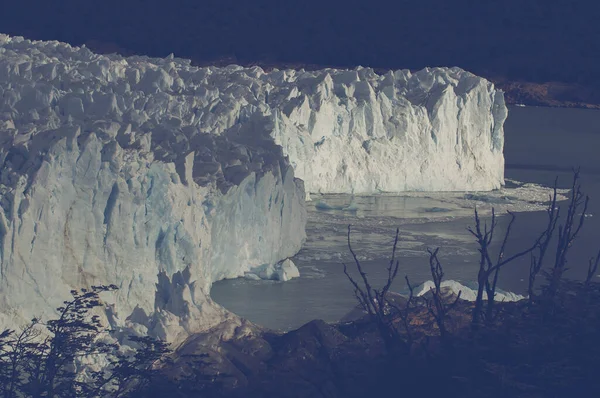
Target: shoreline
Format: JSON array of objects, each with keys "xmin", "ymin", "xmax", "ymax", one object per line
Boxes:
[{"xmin": 494, "ymin": 79, "xmax": 600, "ymax": 110}]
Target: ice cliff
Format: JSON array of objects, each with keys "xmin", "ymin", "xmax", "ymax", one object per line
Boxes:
[
  {"xmin": 0, "ymin": 35, "xmax": 306, "ymax": 339},
  {"xmin": 271, "ymin": 67, "xmax": 506, "ymax": 193},
  {"xmin": 0, "ymin": 35, "xmax": 507, "ymax": 339}
]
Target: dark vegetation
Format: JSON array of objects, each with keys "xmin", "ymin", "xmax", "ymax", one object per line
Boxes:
[
  {"xmin": 0, "ymin": 286, "xmax": 214, "ymax": 398},
  {"xmin": 337, "ymin": 170, "xmax": 600, "ymax": 397},
  {"xmin": 2, "ymin": 171, "xmax": 600, "ymax": 397}
]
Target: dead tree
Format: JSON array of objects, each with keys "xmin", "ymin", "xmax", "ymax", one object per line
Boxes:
[
  {"xmin": 0, "ymin": 323, "xmax": 43, "ymax": 398},
  {"xmin": 384, "ymin": 275, "xmax": 416, "ymax": 348},
  {"xmin": 469, "ymin": 208, "xmax": 539, "ymax": 326},
  {"xmin": 343, "ymin": 225, "xmax": 407, "ymax": 354},
  {"xmin": 23, "ymin": 285, "xmax": 120, "ymax": 398},
  {"xmin": 544, "ymin": 169, "xmax": 589, "ymax": 298},
  {"xmin": 585, "ymin": 249, "xmax": 600, "ymax": 289},
  {"xmin": 0, "ymin": 285, "xmax": 178, "ymax": 398},
  {"xmin": 425, "ymin": 248, "xmax": 461, "ymax": 343},
  {"xmin": 528, "ymin": 178, "xmax": 560, "ymax": 303}
]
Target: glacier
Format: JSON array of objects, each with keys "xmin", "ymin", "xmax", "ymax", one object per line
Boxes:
[
  {"xmin": 0, "ymin": 34, "xmax": 507, "ymax": 340},
  {"xmin": 271, "ymin": 67, "xmax": 507, "ymax": 193}
]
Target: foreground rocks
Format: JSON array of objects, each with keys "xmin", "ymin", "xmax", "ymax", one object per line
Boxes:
[{"xmin": 151, "ymin": 280, "xmax": 600, "ymax": 398}]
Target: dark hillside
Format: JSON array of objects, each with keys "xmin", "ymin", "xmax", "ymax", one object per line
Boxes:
[{"xmin": 2, "ymin": 0, "xmax": 600, "ymax": 92}]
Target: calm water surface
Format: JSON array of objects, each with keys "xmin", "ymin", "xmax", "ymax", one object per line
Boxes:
[{"xmin": 211, "ymin": 106, "xmax": 600, "ymax": 331}]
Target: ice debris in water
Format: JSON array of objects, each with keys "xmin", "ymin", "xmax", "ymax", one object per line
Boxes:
[{"xmin": 244, "ymin": 259, "xmax": 300, "ymax": 282}]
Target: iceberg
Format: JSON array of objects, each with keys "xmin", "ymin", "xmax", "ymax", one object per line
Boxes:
[
  {"xmin": 244, "ymin": 258, "xmax": 300, "ymax": 282},
  {"xmin": 414, "ymin": 280, "xmax": 525, "ymax": 302},
  {"xmin": 0, "ymin": 34, "xmax": 507, "ymax": 339}
]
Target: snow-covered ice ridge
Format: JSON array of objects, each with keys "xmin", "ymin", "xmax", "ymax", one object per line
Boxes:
[
  {"xmin": 2, "ymin": 36, "xmax": 507, "ymax": 195},
  {"xmin": 0, "ymin": 35, "xmax": 506, "ymax": 339}
]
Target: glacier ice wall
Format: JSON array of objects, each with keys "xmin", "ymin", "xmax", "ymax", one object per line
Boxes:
[
  {"xmin": 0, "ymin": 35, "xmax": 306, "ymax": 335},
  {"xmin": 0, "ymin": 34, "xmax": 506, "ymax": 337},
  {"xmin": 269, "ymin": 67, "xmax": 507, "ymax": 193}
]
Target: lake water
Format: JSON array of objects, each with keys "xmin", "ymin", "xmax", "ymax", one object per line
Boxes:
[{"xmin": 211, "ymin": 106, "xmax": 600, "ymax": 331}]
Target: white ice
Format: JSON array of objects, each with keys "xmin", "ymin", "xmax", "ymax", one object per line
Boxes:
[
  {"xmin": 414, "ymin": 280, "xmax": 526, "ymax": 302},
  {"xmin": 0, "ymin": 34, "xmax": 507, "ymax": 340}
]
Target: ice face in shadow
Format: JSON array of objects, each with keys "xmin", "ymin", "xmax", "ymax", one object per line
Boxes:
[
  {"xmin": 0, "ymin": 34, "xmax": 505, "ymax": 339},
  {"xmin": 0, "ymin": 35, "xmax": 306, "ymax": 339}
]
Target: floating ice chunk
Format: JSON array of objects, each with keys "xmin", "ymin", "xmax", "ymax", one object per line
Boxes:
[
  {"xmin": 244, "ymin": 273, "xmax": 262, "ymax": 281},
  {"xmin": 414, "ymin": 280, "xmax": 525, "ymax": 302},
  {"xmin": 315, "ymin": 200, "xmax": 336, "ymax": 210},
  {"xmin": 277, "ymin": 259, "xmax": 301, "ymax": 281},
  {"xmin": 315, "ymin": 200, "xmax": 359, "ymax": 212},
  {"xmin": 421, "ymin": 206, "xmax": 452, "ymax": 213},
  {"xmin": 343, "ymin": 200, "xmax": 359, "ymax": 212},
  {"xmin": 463, "ymin": 193, "xmax": 514, "ymax": 204},
  {"xmin": 246, "ymin": 259, "xmax": 300, "ymax": 282}
]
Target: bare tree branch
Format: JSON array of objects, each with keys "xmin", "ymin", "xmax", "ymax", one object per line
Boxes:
[
  {"xmin": 546, "ymin": 169, "xmax": 590, "ymax": 298},
  {"xmin": 585, "ymin": 249, "xmax": 600, "ymax": 288},
  {"xmin": 342, "ymin": 225, "xmax": 412, "ymax": 355},
  {"xmin": 425, "ymin": 248, "xmax": 461, "ymax": 343},
  {"xmin": 470, "ymin": 207, "xmax": 539, "ymax": 326}
]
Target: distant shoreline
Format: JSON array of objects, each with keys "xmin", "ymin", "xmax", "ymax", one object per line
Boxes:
[{"xmin": 493, "ymin": 80, "xmax": 600, "ymax": 110}]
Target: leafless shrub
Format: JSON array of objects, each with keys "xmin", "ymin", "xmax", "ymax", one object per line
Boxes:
[
  {"xmin": 468, "ymin": 208, "xmax": 539, "ymax": 326},
  {"xmin": 342, "ymin": 170, "xmax": 599, "ymax": 355},
  {"xmin": 342, "ymin": 225, "xmax": 411, "ymax": 354},
  {"xmin": 424, "ymin": 248, "xmax": 461, "ymax": 342},
  {"xmin": 542, "ymin": 169, "xmax": 589, "ymax": 298},
  {"xmin": 528, "ymin": 177, "xmax": 560, "ymax": 303},
  {"xmin": 585, "ymin": 250, "xmax": 600, "ymax": 289},
  {"xmin": 384, "ymin": 275, "xmax": 417, "ymax": 348},
  {"xmin": 397, "ymin": 276, "xmax": 416, "ymax": 346}
]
